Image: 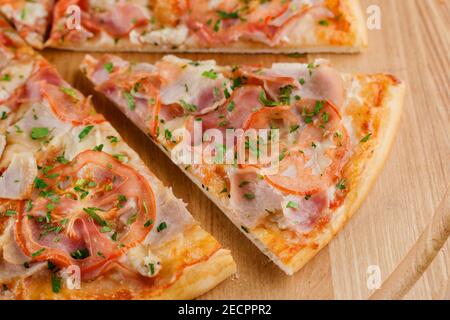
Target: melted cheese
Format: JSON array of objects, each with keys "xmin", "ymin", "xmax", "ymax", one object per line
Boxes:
[
  {"xmin": 304, "ymin": 139, "xmax": 334, "ymax": 176},
  {"xmin": 126, "ymin": 244, "xmax": 162, "ymax": 277}
]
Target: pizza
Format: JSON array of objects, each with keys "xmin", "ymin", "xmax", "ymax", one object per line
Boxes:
[
  {"xmin": 80, "ymin": 54, "xmax": 405, "ymax": 274},
  {"xmin": 45, "ymin": 0, "xmax": 367, "ymax": 53},
  {"xmin": 0, "ymin": 0, "xmax": 54, "ymax": 49},
  {"xmin": 0, "ymin": 18, "xmax": 236, "ymax": 300}
]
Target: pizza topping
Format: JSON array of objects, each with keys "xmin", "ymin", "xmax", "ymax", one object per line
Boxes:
[
  {"xmin": 0, "ymin": 152, "xmax": 37, "ymax": 200},
  {"xmin": 156, "ymin": 56, "xmax": 227, "ymax": 115},
  {"xmin": 14, "ymin": 150, "xmax": 156, "ymax": 280},
  {"xmin": 228, "ymin": 167, "xmax": 282, "ymax": 228},
  {"xmin": 40, "ymin": 82, "xmax": 104, "ymax": 125},
  {"xmin": 95, "ymin": 3, "xmax": 149, "ymax": 38},
  {"xmin": 278, "ymin": 192, "xmax": 328, "ymax": 234},
  {"xmin": 125, "ymin": 244, "xmax": 161, "ymax": 278},
  {"xmin": 0, "ymin": 61, "xmax": 33, "ymax": 103}
]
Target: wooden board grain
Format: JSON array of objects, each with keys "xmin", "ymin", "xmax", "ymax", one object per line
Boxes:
[{"xmin": 41, "ymin": 0, "xmax": 450, "ymax": 299}]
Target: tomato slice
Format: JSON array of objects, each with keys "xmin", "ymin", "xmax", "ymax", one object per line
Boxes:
[
  {"xmin": 264, "ymin": 122, "xmax": 350, "ymax": 195},
  {"xmin": 242, "ymin": 99, "xmax": 349, "ymax": 195},
  {"xmin": 15, "ymin": 150, "xmax": 156, "ymax": 280}
]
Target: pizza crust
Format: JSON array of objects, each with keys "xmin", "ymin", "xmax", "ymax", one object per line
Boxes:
[{"xmin": 153, "ymin": 249, "xmax": 235, "ymax": 300}]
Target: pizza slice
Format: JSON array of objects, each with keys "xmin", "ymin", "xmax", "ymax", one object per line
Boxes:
[
  {"xmin": 81, "ymin": 54, "xmax": 405, "ymax": 274},
  {"xmin": 0, "ymin": 0, "xmax": 54, "ymax": 49},
  {"xmin": 46, "ymin": 0, "xmax": 367, "ymax": 53},
  {"xmin": 0, "ymin": 21, "xmax": 235, "ymax": 299}
]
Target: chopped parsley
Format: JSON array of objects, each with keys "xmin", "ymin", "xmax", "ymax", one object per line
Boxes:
[
  {"xmin": 217, "ymin": 10, "xmax": 240, "ymax": 19},
  {"xmin": 213, "ymin": 19, "xmax": 221, "ymax": 32},
  {"xmin": 56, "ymin": 154, "xmax": 69, "ymax": 164},
  {"xmin": 30, "ymin": 127, "xmax": 49, "ymax": 140},
  {"xmin": 290, "ymin": 124, "xmax": 300, "ymax": 133},
  {"xmin": 157, "ymin": 221, "xmax": 167, "ymax": 232},
  {"xmin": 107, "ymin": 135, "xmax": 119, "ymax": 143},
  {"xmin": 144, "ymin": 219, "xmax": 153, "ymax": 228},
  {"xmin": 279, "ymin": 85, "xmax": 294, "ymax": 104},
  {"xmin": 93, "ymin": 144, "xmax": 104, "ymax": 151},
  {"xmin": 258, "ymin": 90, "xmax": 280, "ymax": 107},
  {"xmin": 34, "ymin": 177, "xmax": 48, "ymax": 189},
  {"xmin": 336, "ymin": 179, "xmax": 346, "ymax": 190},
  {"xmin": 103, "ymin": 62, "xmax": 114, "ymax": 73},
  {"xmin": 164, "ymin": 129, "xmax": 172, "ymax": 141},
  {"xmin": 179, "ymin": 99, "xmax": 198, "ymax": 112},
  {"xmin": 5, "ymin": 209, "xmax": 17, "ymax": 216},
  {"xmin": 78, "ymin": 125, "xmax": 94, "ymax": 141},
  {"xmin": 0, "ymin": 74, "xmax": 11, "ymax": 81},
  {"xmin": 361, "ymin": 133, "xmax": 372, "ymax": 143},
  {"xmin": 243, "ymin": 193, "xmax": 255, "ymax": 200},
  {"xmin": 31, "ymin": 248, "xmax": 45, "ymax": 257},
  {"xmin": 202, "ymin": 69, "xmax": 218, "ymax": 79},
  {"xmin": 127, "ymin": 214, "xmax": 137, "ymax": 225},
  {"xmin": 60, "ymin": 87, "xmax": 79, "ymax": 100},
  {"xmin": 286, "ymin": 201, "xmax": 299, "ymax": 209},
  {"xmin": 123, "ymin": 91, "xmax": 136, "ymax": 110},
  {"xmin": 227, "ymin": 101, "xmax": 235, "ymax": 112},
  {"xmin": 70, "ymin": 248, "xmax": 90, "ymax": 260},
  {"xmin": 51, "ymin": 273, "xmax": 61, "ymax": 293},
  {"xmin": 83, "ymin": 207, "xmax": 107, "ymax": 226}
]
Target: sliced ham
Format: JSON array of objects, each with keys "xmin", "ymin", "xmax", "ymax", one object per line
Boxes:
[
  {"xmin": 82, "ymin": 54, "xmax": 130, "ymax": 85},
  {"xmin": 2, "ymin": 219, "xmax": 28, "ymax": 264},
  {"xmin": 228, "ymin": 167, "xmax": 282, "ymax": 228},
  {"xmin": 267, "ymin": 60, "xmax": 345, "ymax": 107},
  {"xmin": 0, "ymin": 152, "xmax": 37, "ymax": 200},
  {"xmin": 144, "ymin": 187, "xmax": 194, "ymax": 248},
  {"xmin": 0, "ymin": 260, "xmax": 46, "ymax": 283},
  {"xmin": 156, "ymin": 55, "xmax": 227, "ymax": 115},
  {"xmin": 96, "ymin": 3, "xmax": 149, "ymax": 37},
  {"xmin": 279, "ymin": 192, "xmax": 328, "ymax": 234},
  {"xmin": 0, "ymin": 61, "xmax": 34, "ymax": 103}
]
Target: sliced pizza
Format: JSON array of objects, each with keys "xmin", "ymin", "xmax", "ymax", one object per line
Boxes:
[
  {"xmin": 0, "ymin": 21, "xmax": 236, "ymax": 299},
  {"xmin": 81, "ymin": 54, "xmax": 405, "ymax": 274},
  {"xmin": 0, "ymin": 0, "xmax": 54, "ymax": 49},
  {"xmin": 46, "ymin": 0, "xmax": 367, "ymax": 53}
]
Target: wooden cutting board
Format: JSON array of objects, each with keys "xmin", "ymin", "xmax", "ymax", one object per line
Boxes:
[{"xmin": 41, "ymin": 0, "xmax": 450, "ymax": 299}]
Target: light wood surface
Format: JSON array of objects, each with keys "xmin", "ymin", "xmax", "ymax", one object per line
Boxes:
[{"xmin": 41, "ymin": 0, "xmax": 450, "ymax": 299}]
